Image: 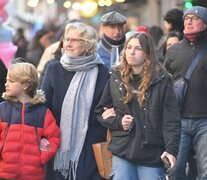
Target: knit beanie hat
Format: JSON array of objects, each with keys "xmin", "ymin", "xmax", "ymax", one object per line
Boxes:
[{"xmin": 183, "ymin": 6, "xmax": 207, "ymax": 24}]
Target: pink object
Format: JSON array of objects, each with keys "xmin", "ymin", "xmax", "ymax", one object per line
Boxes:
[
  {"xmin": 136, "ymin": 26, "xmax": 148, "ymax": 33},
  {"xmin": 0, "ymin": 0, "xmax": 8, "ymax": 8},
  {"xmin": 0, "ymin": 8, "xmax": 8, "ymax": 22},
  {"xmin": 0, "ymin": 42, "xmax": 17, "ymax": 69}
]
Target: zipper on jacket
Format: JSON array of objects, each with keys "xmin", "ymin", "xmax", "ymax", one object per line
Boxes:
[
  {"xmin": 141, "ymin": 106, "xmax": 147, "ymax": 148},
  {"xmin": 19, "ymin": 104, "xmax": 25, "ymax": 177}
]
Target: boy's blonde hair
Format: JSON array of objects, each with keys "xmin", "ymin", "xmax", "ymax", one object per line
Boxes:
[{"xmin": 7, "ymin": 63, "xmax": 38, "ymax": 98}]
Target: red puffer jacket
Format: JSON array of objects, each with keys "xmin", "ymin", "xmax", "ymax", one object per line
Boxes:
[{"xmin": 0, "ymin": 91, "xmax": 60, "ymax": 180}]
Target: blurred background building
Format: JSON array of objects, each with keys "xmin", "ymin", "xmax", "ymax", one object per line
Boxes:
[{"xmin": 3, "ymin": 0, "xmax": 207, "ymax": 40}]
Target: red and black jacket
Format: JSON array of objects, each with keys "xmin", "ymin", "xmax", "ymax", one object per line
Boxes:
[{"xmin": 0, "ymin": 91, "xmax": 60, "ymax": 180}]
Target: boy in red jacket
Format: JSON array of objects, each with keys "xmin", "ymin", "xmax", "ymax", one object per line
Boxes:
[{"xmin": 0, "ymin": 61, "xmax": 60, "ymax": 180}]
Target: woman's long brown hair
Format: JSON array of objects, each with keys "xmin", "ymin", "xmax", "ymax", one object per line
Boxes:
[{"xmin": 119, "ymin": 32, "xmax": 160, "ymax": 107}]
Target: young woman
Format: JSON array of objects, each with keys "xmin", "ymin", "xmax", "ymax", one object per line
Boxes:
[
  {"xmin": 95, "ymin": 32, "xmax": 181, "ymax": 180},
  {"xmin": 41, "ymin": 22, "xmax": 109, "ymax": 180},
  {"xmin": 0, "ymin": 62, "xmax": 60, "ymax": 180}
]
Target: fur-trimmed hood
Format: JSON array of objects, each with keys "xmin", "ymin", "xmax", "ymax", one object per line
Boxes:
[{"xmin": 2, "ymin": 89, "xmax": 46, "ymax": 105}]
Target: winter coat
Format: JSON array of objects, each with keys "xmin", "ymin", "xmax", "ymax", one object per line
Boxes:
[
  {"xmin": 0, "ymin": 59, "xmax": 7, "ymax": 103},
  {"xmin": 165, "ymin": 31, "xmax": 207, "ymax": 118},
  {"xmin": 95, "ymin": 68, "xmax": 181, "ymax": 167},
  {"xmin": 41, "ymin": 61, "xmax": 109, "ymax": 180},
  {"xmin": 0, "ymin": 91, "xmax": 60, "ymax": 180}
]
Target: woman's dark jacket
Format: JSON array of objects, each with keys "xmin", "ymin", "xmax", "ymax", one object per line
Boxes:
[
  {"xmin": 0, "ymin": 59, "xmax": 7, "ymax": 103},
  {"xmin": 41, "ymin": 61, "xmax": 109, "ymax": 180},
  {"xmin": 95, "ymin": 68, "xmax": 181, "ymax": 167},
  {"xmin": 165, "ymin": 31, "xmax": 207, "ymax": 118}
]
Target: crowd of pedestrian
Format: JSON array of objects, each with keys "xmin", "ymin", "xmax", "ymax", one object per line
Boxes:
[{"xmin": 0, "ymin": 5, "xmax": 207, "ymax": 180}]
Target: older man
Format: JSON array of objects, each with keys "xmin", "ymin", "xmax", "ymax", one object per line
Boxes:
[
  {"xmin": 165, "ymin": 6, "xmax": 207, "ymax": 180},
  {"xmin": 98, "ymin": 11, "xmax": 127, "ymax": 69}
]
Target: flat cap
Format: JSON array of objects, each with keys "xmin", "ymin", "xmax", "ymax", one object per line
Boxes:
[
  {"xmin": 184, "ymin": 6, "xmax": 207, "ymax": 24},
  {"xmin": 101, "ymin": 11, "xmax": 127, "ymax": 25}
]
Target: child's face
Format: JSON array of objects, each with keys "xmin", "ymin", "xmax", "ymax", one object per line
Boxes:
[{"xmin": 5, "ymin": 77, "xmax": 26, "ymax": 98}]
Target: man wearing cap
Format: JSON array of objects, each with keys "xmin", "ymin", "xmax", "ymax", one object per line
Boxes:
[
  {"xmin": 98, "ymin": 11, "xmax": 126, "ymax": 69},
  {"xmin": 165, "ymin": 6, "xmax": 207, "ymax": 179}
]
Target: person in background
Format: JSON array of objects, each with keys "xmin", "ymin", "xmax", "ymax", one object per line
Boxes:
[
  {"xmin": 163, "ymin": 8, "xmax": 184, "ymax": 38},
  {"xmin": 149, "ymin": 25, "xmax": 164, "ymax": 47},
  {"xmin": 26, "ymin": 28, "xmax": 53, "ymax": 67},
  {"xmin": 98, "ymin": 11, "xmax": 127, "ymax": 69},
  {"xmin": 38, "ymin": 38, "xmax": 63, "ymax": 88},
  {"xmin": 95, "ymin": 32, "xmax": 181, "ymax": 180},
  {"xmin": 165, "ymin": 6, "xmax": 207, "ymax": 180},
  {"xmin": 13, "ymin": 28, "xmax": 28, "ymax": 59},
  {"xmin": 158, "ymin": 31, "xmax": 181, "ymax": 64},
  {"xmin": 0, "ymin": 22, "xmax": 17, "ymax": 69},
  {"xmin": 41, "ymin": 22, "xmax": 109, "ymax": 180},
  {"xmin": 0, "ymin": 62, "xmax": 60, "ymax": 180},
  {"xmin": 0, "ymin": 58, "xmax": 7, "ymax": 102}
]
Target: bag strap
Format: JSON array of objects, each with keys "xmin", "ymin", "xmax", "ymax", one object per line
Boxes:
[{"xmin": 185, "ymin": 44, "xmax": 207, "ymax": 79}]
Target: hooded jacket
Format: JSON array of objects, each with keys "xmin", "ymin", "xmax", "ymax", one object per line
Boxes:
[
  {"xmin": 95, "ymin": 68, "xmax": 181, "ymax": 167},
  {"xmin": 0, "ymin": 90, "xmax": 60, "ymax": 180}
]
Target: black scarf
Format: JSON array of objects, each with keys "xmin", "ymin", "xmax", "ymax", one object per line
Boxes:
[{"xmin": 101, "ymin": 34, "xmax": 125, "ymax": 53}]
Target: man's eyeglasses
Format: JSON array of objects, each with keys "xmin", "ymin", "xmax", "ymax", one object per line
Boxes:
[{"xmin": 184, "ymin": 16, "xmax": 200, "ymax": 22}]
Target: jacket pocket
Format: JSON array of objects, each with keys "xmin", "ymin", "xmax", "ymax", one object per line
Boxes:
[{"xmin": 142, "ymin": 127, "xmax": 164, "ymax": 147}]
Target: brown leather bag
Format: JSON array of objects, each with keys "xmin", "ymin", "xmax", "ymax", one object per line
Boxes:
[{"xmin": 92, "ymin": 129, "xmax": 112, "ymax": 179}]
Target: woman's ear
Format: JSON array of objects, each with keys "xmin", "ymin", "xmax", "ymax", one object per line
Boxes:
[{"xmin": 85, "ymin": 42, "xmax": 93, "ymax": 54}]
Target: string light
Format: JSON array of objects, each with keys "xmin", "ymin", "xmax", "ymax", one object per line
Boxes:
[
  {"xmin": 47, "ymin": 0, "xmax": 55, "ymax": 5},
  {"xmin": 115, "ymin": 0, "xmax": 126, "ymax": 2},
  {"xmin": 80, "ymin": 0, "xmax": 98, "ymax": 18},
  {"xmin": 64, "ymin": 1, "xmax": 72, "ymax": 8},
  {"xmin": 72, "ymin": 2, "xmax": 81, "ymax": 10},
  {"xmin": 27, "ymin": 0, "xmax": 39, "ymax": 8}
]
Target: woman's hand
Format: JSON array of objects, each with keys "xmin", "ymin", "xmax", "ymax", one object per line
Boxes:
[
  {"xmin": 102, "ymin": 107, "xmax": 116, "ymax": 120},
  {"xmin": 160, "ymin": 151, "xmax": 176, "ymax": 168},
  {"xmin": 121, "ymin": 115, "xmax": 133, "ymax": 130}
]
